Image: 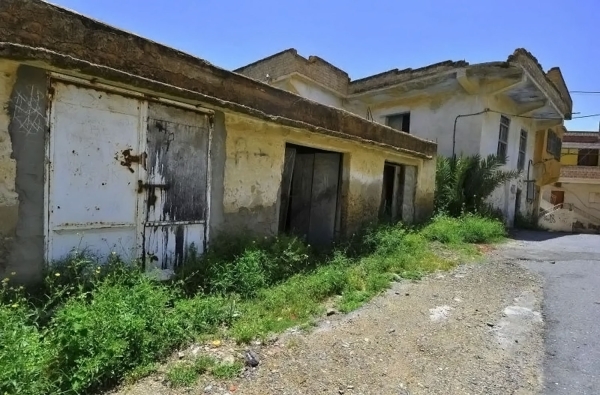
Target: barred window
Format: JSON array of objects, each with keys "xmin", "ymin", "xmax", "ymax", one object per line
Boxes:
[
  {"xmin": 546, "ymin": 129, "xmax": 562, "ymax": 160},
  {"xmin": 497, "ymin": 115, "xmax": 510, "ymax": 161}
]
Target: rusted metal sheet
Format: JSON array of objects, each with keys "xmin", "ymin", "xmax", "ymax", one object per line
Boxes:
[
  {"xmin": 47, "ymin": 81, "xmax": 141, "ymax": 262},
  {"xmin": 143, "ymin": 102, "xmax": 210, "ymax": 270}
]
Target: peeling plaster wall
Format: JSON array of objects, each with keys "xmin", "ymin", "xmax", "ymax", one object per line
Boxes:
[
  {"xmin": 539, "ymin": 183, "xmax": 600, "ymax": 233},
  {"xmin": 539, "ymin": 208, "xmax": 573, "ymax": 232},
  {"xmin": 0, "ymin": 60, "xmax": 19, "ymax": 272},
  {"xmin": 216, "ymin": 113, "xmax": 432, "ymax": 237},
  {"xmin": 3, "ymin": 65, "xmax": 47, "ymax": 283}
]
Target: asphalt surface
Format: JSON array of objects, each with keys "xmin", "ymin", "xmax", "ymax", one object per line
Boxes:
[{"xmin": 503, "ymin": 231, "xmax": 600, "ymax": 395}]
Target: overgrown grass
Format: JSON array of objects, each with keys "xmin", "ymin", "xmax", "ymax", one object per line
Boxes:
[
  {"xmin": 0, "ymin": 215, "xmax": 503, "ymax": 394},
  {"xmin": 421, "ymin": 213, "xmax": 506, "ymax": 244}
]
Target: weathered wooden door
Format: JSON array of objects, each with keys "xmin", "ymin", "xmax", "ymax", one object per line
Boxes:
[
  {"xmin": 47, "ymin": 81, "xmax": 143, "ymax": 262},
  {"xmin": 284, "ymin": 147, "xmax": 341, "ymax": 247},
  {"xmin": 142, "ymin": 103, "xmax": 211, "ymax": 270}
]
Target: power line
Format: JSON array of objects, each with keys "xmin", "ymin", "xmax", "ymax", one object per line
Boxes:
[
  {"xmin": 570, "ymin": 113, "xmax": 600, "ymax": 119},
  {"xmin": 486, "ymin": 109, "xmax": 600, "ymax": 120},
  {"xmin": 569, "ymin": 90, "xmax": 600, "ymax": 94}
]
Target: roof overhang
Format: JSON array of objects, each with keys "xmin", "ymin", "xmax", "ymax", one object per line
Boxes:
[{"xmin": 345, "ymin": 53, "xmax": 572, "ymax": 122}]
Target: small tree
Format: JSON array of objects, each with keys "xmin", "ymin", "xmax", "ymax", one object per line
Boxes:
[{"xmin": 435, "ymin": 154, "xmax": 520, "ymax": 217}]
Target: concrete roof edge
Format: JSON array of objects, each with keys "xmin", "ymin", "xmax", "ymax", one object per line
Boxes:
[
  {"xmin": 0, "ymin": 42, "xmax": 437, "ymax": 158},
  {"xmin": 507, "ymin": 48, "xmax": 572, "ymax": 118},
  {"xmin": 233, "ymin": 48, "xmax": 298, "ymax": 72}
]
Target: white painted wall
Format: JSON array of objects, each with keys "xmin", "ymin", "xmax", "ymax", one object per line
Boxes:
[
  {"xmin": 284, "ymin": 77, "xmax": 344, "ymax": 108},
  {"xmin": 561, "ymin": 183, "xmax": 600, "ymax": 219},
  {"xmin": 539, "ymin": 183, "xmax": 600, "ymax": 232},
  {"xmin": 481, "ymin": 97, "xmax": 539, "ymax": 226},
  {"xmin": 370, "ymin": 93, "xmax": 485, "ymax": 157},
  {"xmin": 267, "ymin": 76, "xmax": 551, "ymax": 225},
  {"xmin": 539, "ymin": 208, "xmax": 573, "ymax": 232}
]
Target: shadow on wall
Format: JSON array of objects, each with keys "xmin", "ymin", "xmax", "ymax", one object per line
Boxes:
[{"xmin": 508, "ymin": 229, "xmax": 574, "ymax": 242}]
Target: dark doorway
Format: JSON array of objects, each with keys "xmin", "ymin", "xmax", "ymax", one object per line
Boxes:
[
  {"xmin": 279, "ymin": 144, "xmax": 342, "ymax": 247},
  {"xmin": 380, "ymin": 162, "xmax": 404, "ymax": 222}
]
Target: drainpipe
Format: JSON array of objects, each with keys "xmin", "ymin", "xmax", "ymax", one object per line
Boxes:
[
  {"xmin": 526, "ymin": 159, "xmax": 534, "ymax": 203},
  {"xmin": 452, "ymin": 108, "xmax": 490, "ymax": 158}
]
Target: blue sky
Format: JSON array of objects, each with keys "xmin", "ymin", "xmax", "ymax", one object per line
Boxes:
[{"xmin": 51, "ymin": 0, "xmax": 599, "ymax": 131}]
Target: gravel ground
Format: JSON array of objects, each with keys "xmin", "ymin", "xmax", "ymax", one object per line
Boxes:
[{"xmin": 113, "ymin": 256, "xmax": 545, "ymax": 395}]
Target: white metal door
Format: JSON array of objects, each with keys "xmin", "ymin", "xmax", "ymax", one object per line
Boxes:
[{"xmin": 47, "ymin": 81, "xmax": 143, "ymax": 262}]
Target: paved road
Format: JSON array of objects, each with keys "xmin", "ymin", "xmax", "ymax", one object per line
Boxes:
[{"xmin": 503, "ymin": 231, "xmax": 600, "ymax": 395}]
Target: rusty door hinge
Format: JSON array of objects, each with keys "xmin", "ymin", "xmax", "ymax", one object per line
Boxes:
[{"xmin": 119, "ymin": 149, "xmax": 147, "ymax": 172}]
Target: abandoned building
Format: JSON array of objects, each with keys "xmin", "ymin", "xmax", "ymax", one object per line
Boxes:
[
  {"xmin": 236, "ymin": 48, "xmax": 573, "ymax": 226},
  {"xmin": 0, "ymin": 0, "xmax": 437, "ymax": 282}
]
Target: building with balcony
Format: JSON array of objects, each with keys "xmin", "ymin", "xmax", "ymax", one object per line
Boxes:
[
  {"xmin": 236, "ymin": 48, "xmax": 573, "ymax": 226},
  {"xmin": 539, "ymin": 131, "xmax": 600, "ymax": 232}
]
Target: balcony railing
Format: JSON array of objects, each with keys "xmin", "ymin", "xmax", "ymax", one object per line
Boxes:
[{"xmin": 560, "ymin": 165, "xmax": 600, "ymax": 180}]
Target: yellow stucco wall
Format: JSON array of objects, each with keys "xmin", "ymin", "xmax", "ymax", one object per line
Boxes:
[
  {"xmin": 560, "ymin": 148, "xmax": 578, "ymax": 166},
  {"xmin": 220, "ymin": 112, "xmax": 433, "ymax": 236},
  {"xmin": 533, "ymin": 125, "xmax": 564, "ymax": 186}
]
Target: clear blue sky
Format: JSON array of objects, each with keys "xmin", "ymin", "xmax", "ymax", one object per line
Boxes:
[{"xmin": 51, "ymin": 0, "xmax": 599, "ymax": 131}]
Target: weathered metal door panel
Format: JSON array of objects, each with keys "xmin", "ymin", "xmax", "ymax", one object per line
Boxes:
[
  {"xmin": 47, "ymin": 82, "xmax": 142, "ymax": 262},
  {"xmin": 285, "ymin": 150, "xmax": 341, "ymax": 246},
  {"xmin": 288, "ymin": 152, "xmax": 315, "ymax": 237},
  {"xmin": 143, "ymin": 103, "xmax": 210, "ymax": 270},
  {"xmin": 307, "ymin": 153, "xmax": 341, "ymax": 246},
  {"xmin": 278, "ymin": 146, "xmax": 297, "ymax": 231}
]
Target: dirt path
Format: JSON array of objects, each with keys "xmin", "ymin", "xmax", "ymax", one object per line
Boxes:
[{"xmin": 116, "ymin": 257, "xmax": 545, "ymax": 395}]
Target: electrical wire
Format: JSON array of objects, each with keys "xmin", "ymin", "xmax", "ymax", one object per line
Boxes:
[
  {"xmin": 569, "ymin": 91, "xmax": 600, "ymax": 94},
  {"xmin": 486, "ymin": 109, "xmax": 600, "ymax": 120}
]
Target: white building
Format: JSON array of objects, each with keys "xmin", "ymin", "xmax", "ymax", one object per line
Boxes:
[{"xmin": 236, "ymin": 48, "xmax": 573, "ymax": 226}]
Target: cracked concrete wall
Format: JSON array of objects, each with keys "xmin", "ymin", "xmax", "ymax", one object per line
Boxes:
[
  {"xmin": 0, "ymin": 60, "xmax": 19, "ymax": 274},
  {"xmin": 217, "ymin": 112, "xmax": 428, "ymax": 238},
  {"xmin": 4, "ymin": 65, "xmax": 47, "ymax": 283}
]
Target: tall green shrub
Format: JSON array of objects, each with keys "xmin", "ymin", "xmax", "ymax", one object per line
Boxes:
[{"xmin": 435, "ymin": 154, "xmax": 520, "ymax": 216}]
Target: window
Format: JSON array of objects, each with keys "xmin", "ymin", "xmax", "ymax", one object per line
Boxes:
[
  {"xmin": 386, "ymin": 113, "xmax": 411, "ymax": 133},
  {"xmin": 497, "ymin": 115, "xmax": 510, "ymax": 161},
  {"xmin": 577, "ymin": 149, "xmax": 599, "ymax": 166},
  {"xmin": 517, "ymin": 129, "xmax": 528, "ymax": 171},
  {"xmin": 546, "ymin": 129, "xmax": 562, "ymax": 160}
]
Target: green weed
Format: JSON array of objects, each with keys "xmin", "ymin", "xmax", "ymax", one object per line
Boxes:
[
  {"xmin": 211, "ymin": 361, "xmax": 243, "ymax": 379},
  {"xmin": 166, "ymin": 362, "xmax": 199, "ymax": 388},
  {"xmin": 194, "ymin": 355, "xmax": 217, "ymax": 374},
  {"xmin": 0, "ymin": 215, "xmax": 503, "ymax": 394},
  {"xmin": 422, "ymin": 214, "xmax": 506, "ymax": 244}
]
